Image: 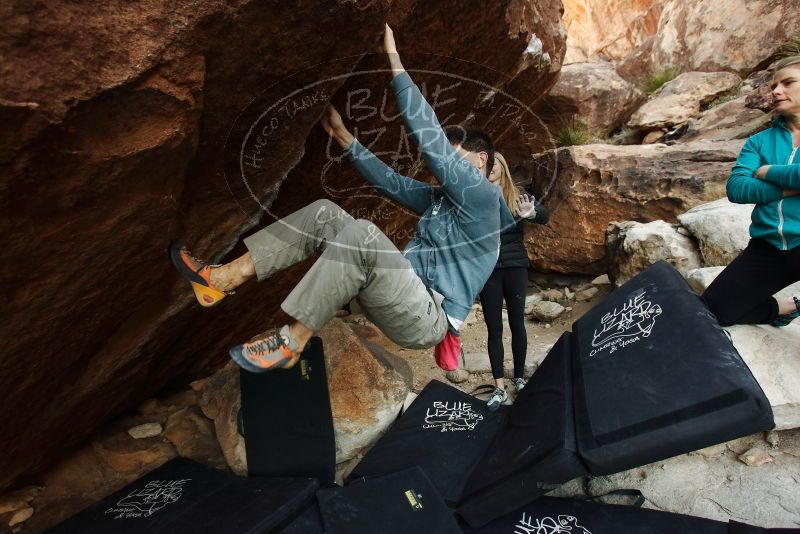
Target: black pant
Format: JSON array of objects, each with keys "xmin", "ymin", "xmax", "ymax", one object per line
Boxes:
[
  {"xmin": 479, "ymin": 267, "xmax": 528, "ymax": 380},
  {"xmin": 702, "ymin": 238, "xmax": 800, "ymax": 326}
]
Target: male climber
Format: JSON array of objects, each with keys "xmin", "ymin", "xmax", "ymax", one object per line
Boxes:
[{"xmin": 170, "ymin": 25, "xmax": 515, "ymax": 372}]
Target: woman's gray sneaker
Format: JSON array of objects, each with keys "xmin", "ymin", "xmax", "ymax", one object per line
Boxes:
[
  {"xmin": 512, "ymin": 378, "xmax": 526, "ymax": 393},
  {"xmin": 486, "ymin": 387, "xmax": 508, "ymax": 412}
]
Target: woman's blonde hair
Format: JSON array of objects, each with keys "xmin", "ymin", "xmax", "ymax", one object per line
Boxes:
[
  {"xmin": 773, "ymin": 55, "xmax": 800, "ymax": 72},
  {"xmin": 494, "ymin": 152, "xmax": 522, "ymax": 217}
]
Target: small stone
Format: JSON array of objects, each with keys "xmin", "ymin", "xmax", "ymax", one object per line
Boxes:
[
  {"xmin": 696, "ymin": 443, "xmax": 727, "ymax": 458},
  {"xmin": 576, "ymin": 287, "xmax": 599, "ymax": 301},
  {"xmin": 642, "ymin": 129, "xmax": 666, "ymax": 144},
  {"xmin": 524, "ymin": 294, "xmax": 543, "ymax": 314},
  {"xmin": 127, "ymin": 423, "xmax": 163, "ymax": 439},
  {"xmin": 541, "ymin": 289, "xmax": 563, "ymax": 301},
  {"xmin": 8, "ymin": 507, "xmax": 33, "ymax": 527},
  {"xmin": 445, "ymin": 368, "xmax": 469, "ymax": 384},
  {"xmin": 565, "ymin": 307, "xmax": 573, "ymax": 312},
  {"xmin": 591, "ymin": 274, "xmax": 610, "ymax": 285},
  {"xmin": 766, "ymin": 430, "xmax": 780, "ymax": 447},
  {"xmin": 738, "ymin": 447, "xmax": 773, "ymax": 466},
  {"xmin": 531, "ymin": 301, "xmax": 566, "ymax": 322},
  {"xmin": 544, "ymin": 324, "xmax": 551, "ymax": 329},
  {"xmin": 564, "ymin": 287, "xmax": 574, "ymax": 300}
]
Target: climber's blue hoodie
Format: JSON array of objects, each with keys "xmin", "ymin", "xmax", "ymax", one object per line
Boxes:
[
  {"xmin": 727, "ymin": 116, "xmax": 800, "ymax": 250},
  {"xmin": 344, "ymin": 71, "xmax": 516, "ymax": 327}
]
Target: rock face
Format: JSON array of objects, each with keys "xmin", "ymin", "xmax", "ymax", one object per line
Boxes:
[
  {"xmin": 542, "ymin": 61, "xmax": 645, "ymax": 136},
  {"xmin": 616, "ymin": 0, "xmax": 800, "ymax": 80},
  {"xmin": 562, "ymin": 0, "xmax": 662, "ymax": 64},
  {"xmin": 606, "ymin": 220, "xmax": 702, "ymax": 286},
  {"xmin": 647, "ymin": 1, "xmax": 800, "ymax": 77},
  {"xmin": 519, "ymin": 139, "xmax": 743, "ymax": 274},
  {"xmin": 194, "ymin": 319, "xmax": 412, "ymax": 472},
  {"xmin": 627, "ymin": 71, "xmax": 741, "ymax": 131},
  {"xmin": 0, "ymin": 0, "xmax": 566, "ymax": 491},
  {"xmin": 678, "ymin": 198, "xmax": 754, "ymax": 266}
]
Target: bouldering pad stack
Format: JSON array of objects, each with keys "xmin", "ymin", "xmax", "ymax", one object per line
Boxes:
[
  {"xmin": 46, "ymin": 264, "xmax": 784, "ymax": 532},
  {"xmin": 459, "ymin": 261, "xmax": 774, "ymax": 526}
]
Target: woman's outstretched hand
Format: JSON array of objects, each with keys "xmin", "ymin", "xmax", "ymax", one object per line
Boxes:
[{"xmin": 517, "ymin": 193, "xmax": 537, "ymax": 218}]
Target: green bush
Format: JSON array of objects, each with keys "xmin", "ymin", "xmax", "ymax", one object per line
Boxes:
[
  {"xmin": 553, "ymin": 120, "xmax": 590, "ymax": 147},
  {"xmin": 704, "ymin": 93, "xmax": 737, "ymax": 110},
  {"xmin": 641, "ymin": 67, "xmax": 680, "ymax": 96},
  {"xmin": 604, "ymin": 126, "xmax": 637, "ymax": 145}
]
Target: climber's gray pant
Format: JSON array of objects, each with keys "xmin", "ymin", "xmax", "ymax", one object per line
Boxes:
[{"xmin": 243, "ymin": 199, "xmax": 448, "ymax": 349}]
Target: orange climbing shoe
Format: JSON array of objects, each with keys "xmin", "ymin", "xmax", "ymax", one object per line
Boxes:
[
  {"xmin": 169, "ymin": 240, "xmax": 228, "ymax": 307},
  {"xmin": 228, "ymin": 326, "xmax": 302, "ymax": 373}
]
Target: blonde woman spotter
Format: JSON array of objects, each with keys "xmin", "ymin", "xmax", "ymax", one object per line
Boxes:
[{"xmin": 480, "ymin": 153, "xmax": 549, "ymax": 412}]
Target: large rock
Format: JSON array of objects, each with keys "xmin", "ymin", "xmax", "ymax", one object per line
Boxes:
[
  {"xmin": 191, "ymin": 363, "xmax": 247, "ymax": 475},
  {"xmin": 606, "ymin": 220, "xmax": 702, "ymax": 286},
  {"xmin": 627, "ymin": 71, "xmax": 741, "ymax": 131},
  {"xmin": 320, "ymin": 320, "xmax": 412, "ymax": 459},
  {"xmin": 519, "ymin": 139, "xmax": 743, "ymax": 274},
  {"xmin": 0, "ymin": 0, "xmax": 566, "ymax": 491},
  {"xmin": 684, "ymin": 266, "xmax": 726, "ymax": 295},
  {"xmin": 727, "ymin": 324, "xmax": 800, "ymax": 431},
  {"xmin": 588, "ymin": 432, "xmax": 800, "ymax": 528},
  {"xmin": 194, "ymin": 319, "xmax": 412, "ymax": 471},
  {"xmin": 530, "ymin": 300, "xmax": 566, "ymax": 322},
  {"xmin": 617, "ymin": 0, "xmax": 800, "ymax": 79},
  {"xmin": 678, "ymin": 198, "xmax": 754, "ymax": 265},
  {"xmin": 681, "ymin": 95, "xmax": 771, "ymax": 142},
  {"xmin": 543, "ymin": 61, "xmax": 645, "ymax": 135}
]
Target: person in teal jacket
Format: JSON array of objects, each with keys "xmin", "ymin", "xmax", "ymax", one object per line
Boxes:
[
  {"xmin": 703, "ymin": 55, "xmax": 800, "ymax": 326},
  {"xmin": 170, "ymin": 25, "xmax": 515, "ymax": 372}
]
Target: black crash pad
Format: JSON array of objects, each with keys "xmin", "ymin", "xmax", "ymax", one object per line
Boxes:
[
  {"xmin": 240, "ymin": 336, "xmax": 336, "ymax": 484},
  {"xmin": 458, "ymin": 333, "xmax": 588, "ymax": 527},
  {"xmin": 571, "ymin": 261, "xmax": 774, "ymax": 475},
  {"xmin": 348, "ymin": 379, "xmax": 508, "ymax": 503},
  {"xmin": 46, "ymin": 458, "xmax": 318, "ymax": 534},
  {"xmin": 318, "ymin": 467, "xmax": 462, "ymax": 534}
]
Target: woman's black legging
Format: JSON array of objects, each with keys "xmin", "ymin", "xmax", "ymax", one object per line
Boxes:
[
  {"xmin": 479, "ymin": 267, "xmax": 528, "ymax": 380},
  {"xmin": 702, "ymin": 238, "xmax": 800, "ymax": 325}
]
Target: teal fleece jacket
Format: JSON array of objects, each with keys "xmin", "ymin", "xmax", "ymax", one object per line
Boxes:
[
  {"xmin": 344, "ymin": 71, "xmax": 516, "ymax": 326},
  {"xmin": 727, "ymin": 116, "xmax": 800, "ymax": 250}
]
